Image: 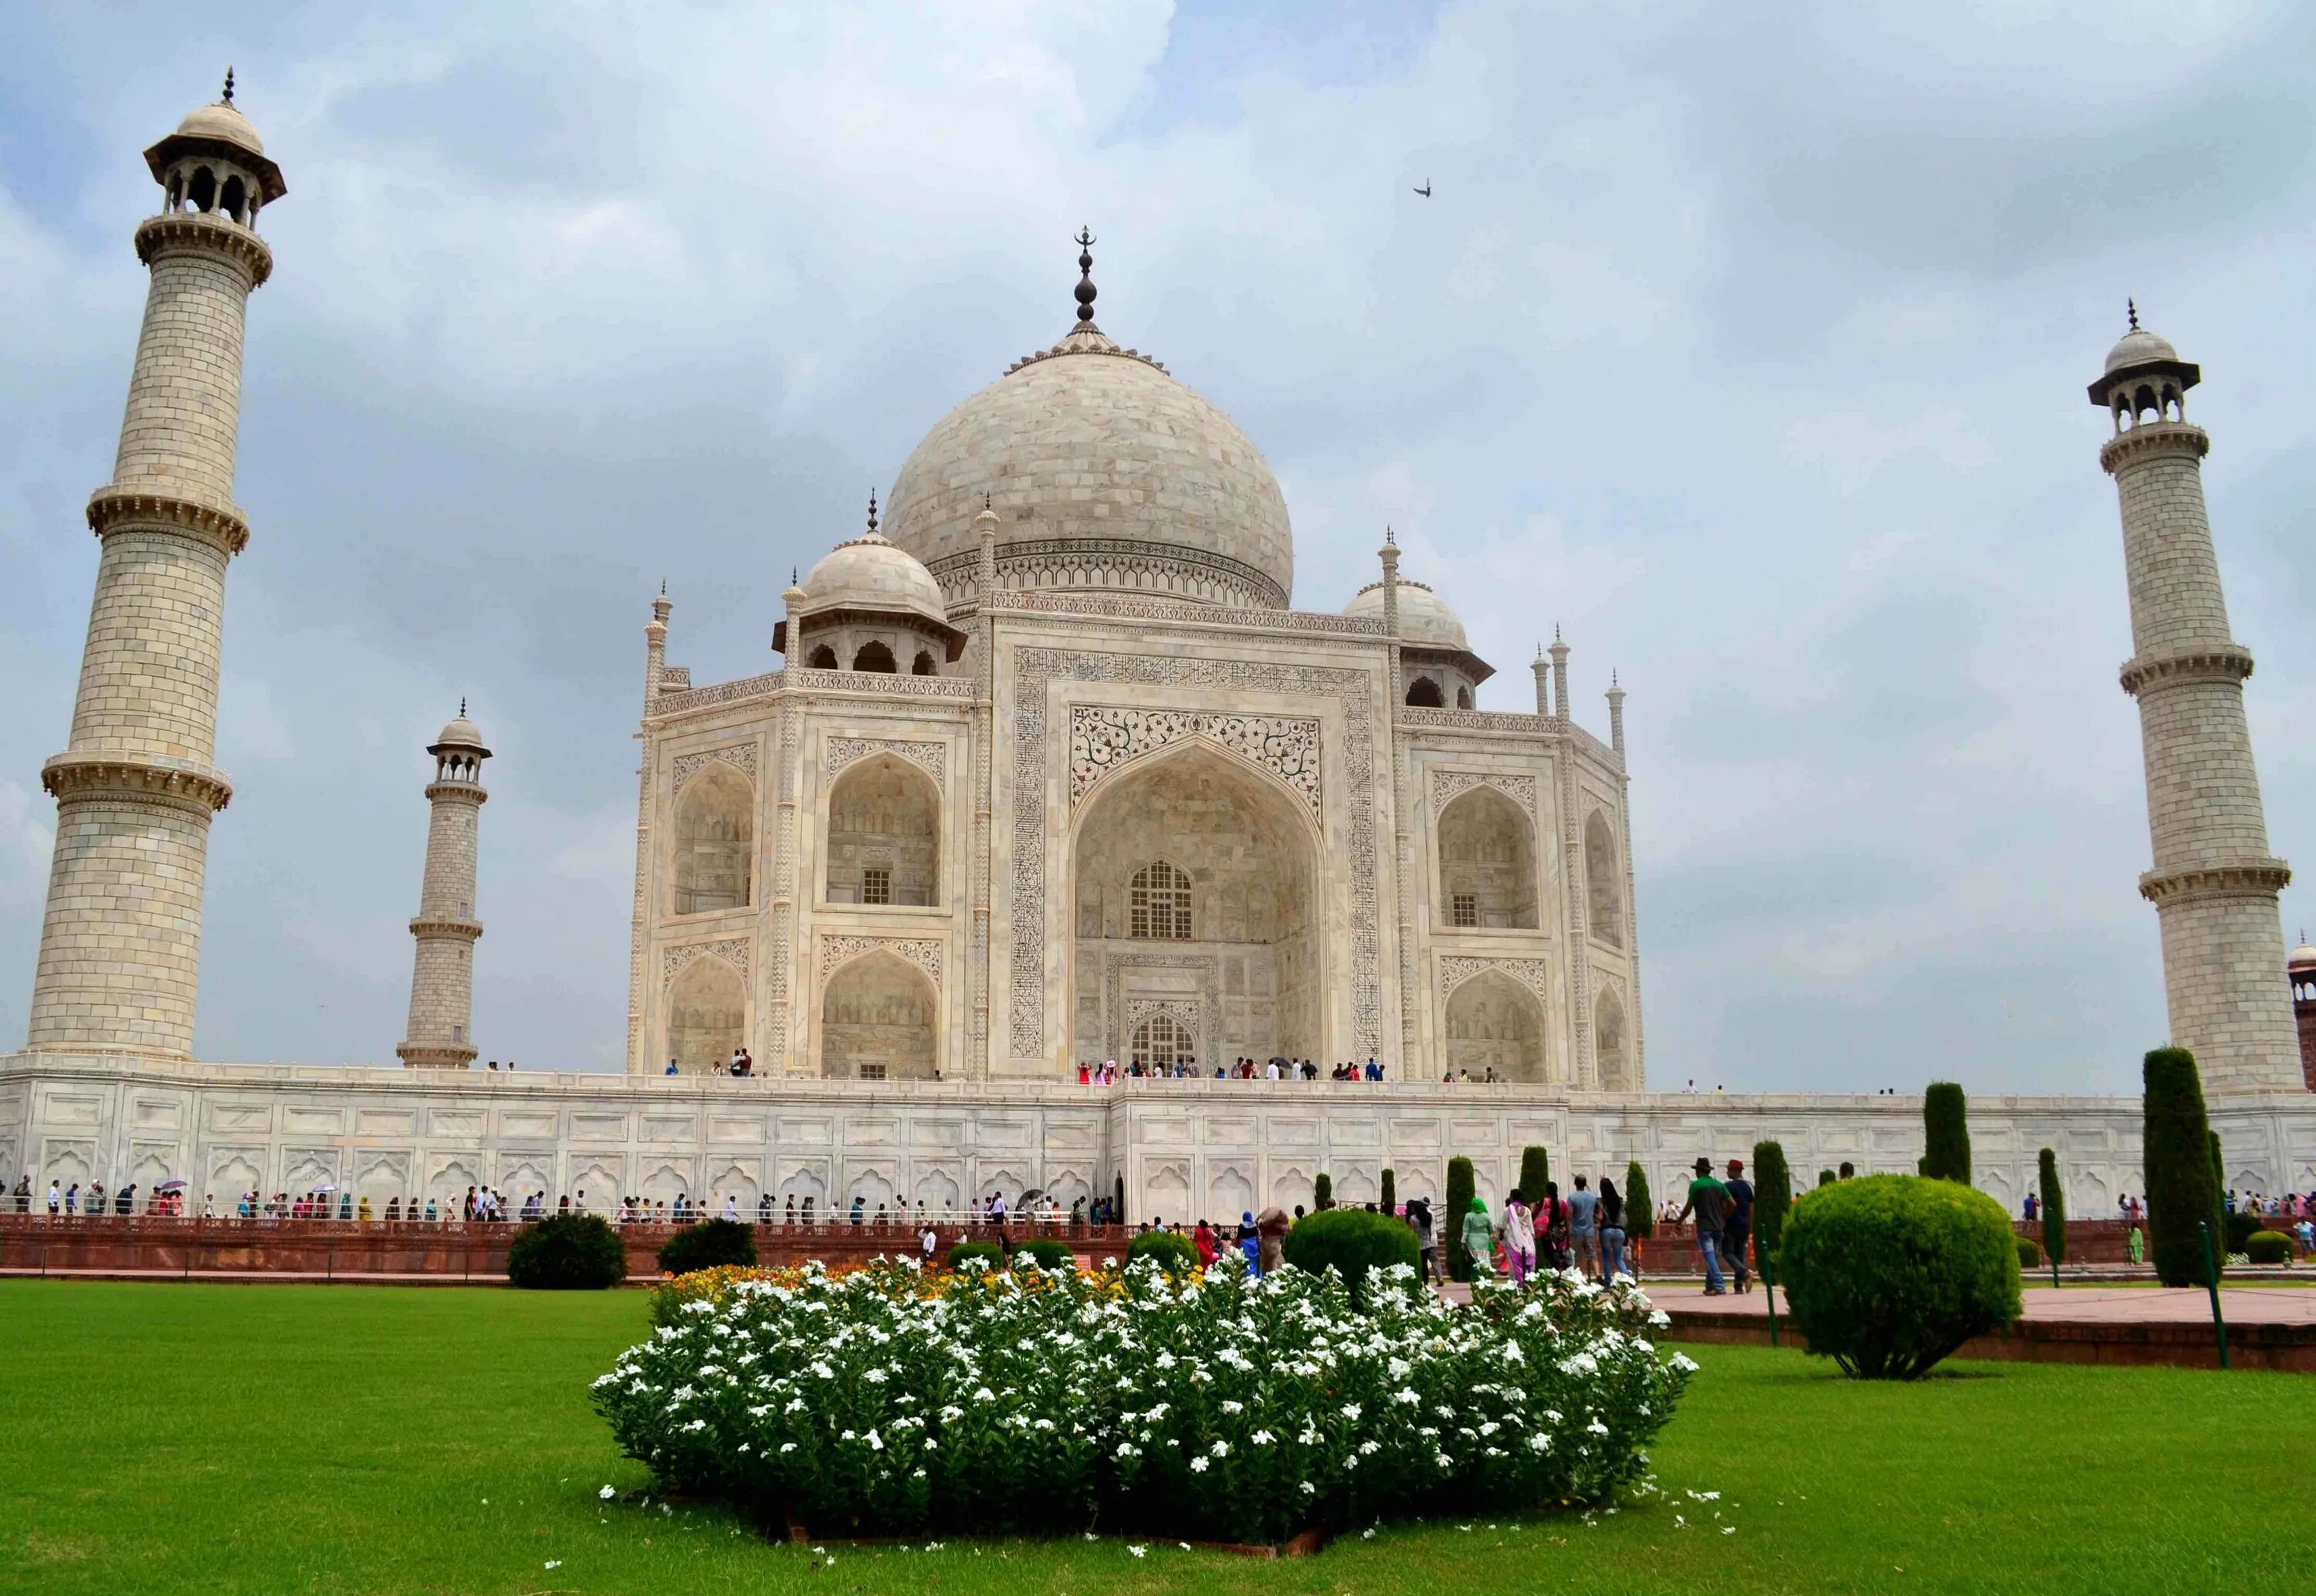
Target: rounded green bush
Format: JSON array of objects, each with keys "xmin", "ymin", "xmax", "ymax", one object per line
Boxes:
[
  {"xmin": 1779, "ymin": 1175, "xmax": 2022, "ymax": 1380},
  {"xmin": 656, "ymin": 1218, "xmax": 758, "ymax": 1276},
  {"xmin": 2223, "ymin": 1209, "xmax": 2264, "ymax": 1256},
  {"xmin": 507, "ymin": 1212, "xmax": 628, "ymax": 1290},
  {"xmin": 2015, "ymin": 1236, "xmax": 2042, "ymax": 1270},
  {"xmin": 1282, "ymin": 1207, "xmax": 1419, "ymax": 1300},
  {"xmin": 1012, "ymin": 1237, "xmax": 1076, "ymax": 1273},
  {"xmin": 1126, "ymin": 1229, "xmax": 1200, "ymax": 1274},
  {"xmin": 946, "ymin": 1241, "xmax": 1003, "ymax": 1271},
  {"xmin": 2243, "ymin": 1229, "xmax": 2292, "ymax": 1266}
]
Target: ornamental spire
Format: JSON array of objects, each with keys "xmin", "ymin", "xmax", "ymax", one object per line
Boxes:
[
  {"xmin": 222, "ymin": 66, "xmax": 235, "ymax": 105},
  {"xmin": 866, "ymin": 489, "xmax": 879, "ymax": 536},
  {"xmin": 2127, "ymin": 297, "xmax": 2138, "ymax": 331},
  {"xmin": 1073, "ymin": 226, "xmax": 1098, "ymax": 326}
]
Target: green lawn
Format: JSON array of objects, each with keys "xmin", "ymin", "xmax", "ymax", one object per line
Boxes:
[{"xmin": 1, "ymin": 1281, "xmax": 2309, "ymax": 1595}]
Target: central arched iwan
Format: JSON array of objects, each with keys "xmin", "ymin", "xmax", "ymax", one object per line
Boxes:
[{"xmin": 1070, "ymin": 742, "xmax": 1321, "ymax": 1069}]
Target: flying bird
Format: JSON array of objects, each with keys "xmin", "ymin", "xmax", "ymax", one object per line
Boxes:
[{"xmin": 1413, "ymin": 180, "xmax": 1432, "ymax": 198}]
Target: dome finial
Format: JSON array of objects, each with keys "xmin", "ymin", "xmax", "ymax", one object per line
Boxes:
[
  {"xmin": 1384, "ymin": 524, "xmax": 1397, "ymax": 547},
  {"xmin": 222, "ymin": 66, "xmax": 235, "ymax": 105},
  {"xmin": 867, "ymin": 489, "xmax": 879, "ymax": 536},
  {"xmin": 1073, "ymin": 225, "xmax": 1098, "ymax": 326},
  {"xmin": 2127, "ymin": 297, "xmax": 2138, "ymax": 331},
  {"xmin": 459, "ymin": 695, "xmax": 466, "ymax": 716}
]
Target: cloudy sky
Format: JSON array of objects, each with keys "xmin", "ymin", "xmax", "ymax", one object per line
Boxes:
[{"xmin": 2, "ymin": 2, "xmax": 2311, "ymax": 1091}]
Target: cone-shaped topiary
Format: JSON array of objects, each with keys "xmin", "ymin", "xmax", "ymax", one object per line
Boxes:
[
  {"xmin": 1624, "ymin": 1162, "xmax": 1653, "ymax": 1239},
  {"xmin": 1779, "ymin": 1175, "xmax": 2022, "ymax": 1379},
  {"xmin": 507, "ymin": 1212, "xmax": 627, "ymax": 1290},
  {"xmin": 1314, "ymin": 1172, "xmax": 1333, "ymax": 1212},
  {"xmin": 657, "ymin": 1218, "xmax": 757, "ymax": 1276},
  {"xmin": 2143, "ymin": 1048, "xmax": 2221, "ymax": 1287},
  {"xmin": 1380, "ymin": 1166, "xmax": 1397, "ymax": 1216},
  {"xmin": 1923, "ymin": 1082, "xmax": 1970, "ymax": 1183},
  {"xmin": 1518, "ymin": 1145, "xmax": 1551, "ymax": 1204},
  {"xmin": 2037, "ymin": 1148, "xmax": 2067, "ymax": 1270},
  {"xmin": 1751, "ymin": 1141, "xmax": 1793, "ymax": 1278},
  {"xmin": 1445, "ymin": 1157, "xmax": 1478, "ymax": 1280}
]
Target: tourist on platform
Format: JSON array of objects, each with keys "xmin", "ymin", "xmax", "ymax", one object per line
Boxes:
[
  {"xmin": 1502, "ymin": 1189, "xmax": 1536, "ymax": 1285},
  {"xmin": 12, "ymin": 1175, "xmax": 27, "ymax": 1213},
  {"xmin": 116, "ymin": 1184, "xmax": 137, "ymax": 1215},
  {"xmin": 1723, "ymin": 1159, "xmax": 1756, "ymax": 1295},
  {"xmin": 723, "ymin": 1192, "xmax": 739, "ymax": 1221},
  {"xmin": 919, "ymin": 1219, "xmax": 938, "ymax": 1263},
  {"xmin": 358, "ymin": 1195, "xmax": 373, "ymax": 1222},
  {"xmin": 2128, "ymin": 1224, "xmax": 2144, "ymax": 1266},
  {"xmin": 757, "ymin": 1192, "xmax": 772, "ymax": 1222},
  {"xmin": 63, "ymin": 1182, "xmax": 79, "ymax": 1216},
  {"xmin": 1678, "ymin": 1157, "xmax": 1730, "ymax": 1296},
  {"xmin": 848, "ymin": 1196, "xmax": 865, "ymax": 1226},
  {"xmin": 1566, "ymin": 1175, "xmax": 1600, "ymax": 1279},
  {"xmin": 1461, "ymin": 1196, "xmax": 1495, "ymax": 1279},
  {"xmin": 1598, "ymin": 1178, "xmax": 1628, "ymax": 1282},
  {"xmin": 987, "ymin": 1190, "xmax": 1008, "ymax": 1236},
  {"xmin": 782, "ymin": 1194, "xmax": 797, "ymax": 1226},
  {"xmin": 46, "ymin": 1180, "xmax": 60, "ymax": 1216}
]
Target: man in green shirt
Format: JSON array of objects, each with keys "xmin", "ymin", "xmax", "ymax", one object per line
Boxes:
[{"xmin": 1677, "ymin": 1156, "xmax": 1731, "ymax": 1295}]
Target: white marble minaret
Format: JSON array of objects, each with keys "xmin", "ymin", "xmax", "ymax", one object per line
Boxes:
[
  {"xmin": 396, "ymin": 709, "xmax": 490, "ymax": 1069},
  {"xmin": 2091, "ymin": 308, "xmax": 2300, "ymax": 1093},
  {"xmin": 26, "ymin": 75, "xmax": 284, "ymax": 1057}
]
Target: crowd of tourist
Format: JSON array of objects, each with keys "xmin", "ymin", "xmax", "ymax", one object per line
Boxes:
[{"xmin": 1075, "ymin": 1057, "xmax": 1389, "ymax": 1082}]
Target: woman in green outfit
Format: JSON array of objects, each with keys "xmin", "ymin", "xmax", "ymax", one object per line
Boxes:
[
  {"xmin": 2127, "ymin": 1225, "xmax": 2144, "ymax": 1266},
  {"xmin": 1461, "ymin": 1196, "xmax": 1496, "ymax": 1279}
]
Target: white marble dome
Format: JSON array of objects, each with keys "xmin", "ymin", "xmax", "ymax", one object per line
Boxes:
[
  {"xmin": 882, "ymin": 325, "xmax": 1295, "ymax": 608},
  {"xmin": 431, "ymin": 713, "xmax": 488, "ymax": 754},
  {"xmin": 1345, "ymin": 578, "xmax": 1468, "ymax": 651},
  {"xmin": 797, "ymin": 529, "xmax": 949, "ymax": 628},
  {"xmin": 2104, "ymin": 325, "xmax": 2179, "ymax": 376},
  {"xmin": 175, "ymin": 99, "xmax": 267, "ymax": 157}
]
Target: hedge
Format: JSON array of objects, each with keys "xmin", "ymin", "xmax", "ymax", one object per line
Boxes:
[
  {"xmin": 1817, "ymin": 1168, "xmax": 1837, "ymax": 1189},
  {"xmin": 1922, "ymin": 1083, "xmax": 1971, "ymax": 1183},
  {"xmin": 1445, "ymin": 1158, "xmax": 1478, "ymax": 1281},
  {"xmin": 1282, "ymin": 1207, "xmax": 1421, "ymax": 1301},
  {"xmin": 1125, "ymin": 1229, "xmax": 1200, "ymax": 1275},
  {"xmin": 656, "ymin": 1218, "xmax": 757, "ymax": 1276},
  {"xmin": 507, "ymin": 1212, "xmax": 627, "ymax": 1290},
  {"xmin": 1624, "ymin": 1162, "xmax": 1654, "ymax": 1240},
  {"xmin": 2016, "ymin": 1236, "xmax": 2043, "ymax": 1270},
  {"xmin": 1751, "ymin": 1141, "xmax": 1792, "ymax": 1282},
  {"xmin": 1314, "ymin": 1172, "xmax": 1334, "ymax": 1212},
  {"xmin": 2244, "ymin": 1230, "xmax": 2292, "ymax": 1266},
  {"xmin": 2144, "ymin": 1048, "xmax": 2221, "ymax": 1287},
  {"xmin": 1518, "ymin": 1145, "xmax": 1552, "ymax": 1205},
  {"xmin": 1012, "ymin": 1237, "xmax": 1077, "ymax": 1273},
  {"xmin": 946, "ymin": 1241, "xmax": 1004, "ymax": 1271},
  {"xmin": 1778, "ymin": 1175, "xmax": 2022, "ymax": 1379},
  {"xmin": 2037, "ymin": 1148, "xmax": 2067, "ymax": 1270},
  {"xmin": 2223, "ymin": 1208, "xmax": 2264, "ymax": 1256},
  {"xmin": 1380, "ymin": 1167, "xmax": 1397, "ymax": 1216}
]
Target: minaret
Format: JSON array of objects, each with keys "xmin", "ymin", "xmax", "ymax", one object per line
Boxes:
[
  {"xmin": 2091, "ymin": 308, "xmax": 2299, "ymax": 1093},
  {"xmin": 396, "ymin": 708, "xmax": 490, "ymax": 1069},
  {"xmin": 1531, "ymin": 644, "xmax": 1550, "ymax": 717},
  {"xmin": 1548, "ymin": 628, "xmax": 1570, "ymax": 722},
  {"xmin": 25, "ymin": 75, "xmax": 286, "ymax": 1057}
]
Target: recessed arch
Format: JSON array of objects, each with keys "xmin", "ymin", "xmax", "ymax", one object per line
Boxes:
[
  {"xmin": 808, "ymin": 644, "xmax": 838, "ymax": 669},
  {"xmin": 188, "ymin": 166, "xmax": 216, "ymax": 212},
  {"xmin": 1593, "ymin": 986, "xmax": 1630, "ymax": 1090},
  {"xmin": 820, "ymin": 950, "xmax": 937, "ymax": 1080},
  {"xmin": 1438, "ymin": 785, "xmax": 1537, "ymax": 929},
  {"xmin": 1444, "ymin": 969, "xmax": 1547, "ymax": 1083},
  {"xmin": 1406, "ymin": 675, "xmax": 1444, "ymax": 708},
  {"xmin": 826, "ymin": 752, "xmax": 940, "ymax": 906},
  {"xmin": 1584, "ymin": 810, "xmax": 1624, "ymax": 948},
  {"xmin": 672, "ymin": 763, "xmax": 753, "ymax": 915},
  {"xmin": 666, "ymin": 954, "xmax": 745, "ymax": 1074},
  {"xmin": 1454, "ymin": 685, "xmax": 1472, "ymax": 709},
  {"xmin": 1070, "ymin": 737, "xmax": 1322, "ymax": 1068},
  {"xmin": 219, "ymin": 173, "xmax": 245, "ymax": 221},
  {"xmin": 852, "ymin": 640, "xmax": 896, "ymax": 673},
  {"xmin": 1131, "ymin": 1010, "xmax": 1197, "ymax": 1071},
  {"xmin": 912, "ymin": 649, "xmax": 937, "ymax": 676}
]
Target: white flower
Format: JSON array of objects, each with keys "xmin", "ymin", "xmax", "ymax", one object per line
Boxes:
[
  {"xmin": 1220, "ymin": 1400, "xmax": 1244, "ymax": 1414},
  {"xmin": 1341, "ymin": 1403, "xmax": 1362, "ymax": 1421},
  {"xmin": 544, "ymin": 1560, "xmax": 560, "ymax": 1570},
  {"xmin": 1190, "ymin": 1457, "xmax": 1210, "ymax": 1473},
  {"xmin": 1129, "ymin": 1545, "xmax": 1148, "ymax": 1558},
  {"xmin": 599, "ymin": 1485, "xmax": 616, "ymax": 1500},
  {"xmin": 1251, "ymin": 1430, "xmax": 1275, "ymax": 1446},
  {"xmin": 1210, "ymin": 1440, "xmax": 1230, "ymax": 1458}
]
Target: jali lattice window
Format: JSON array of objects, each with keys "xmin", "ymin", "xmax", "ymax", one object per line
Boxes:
[
  {"xmin": 1451, "ymin": 892, "xmax": 1478, "ymax": 928},
  {"xmin": 862, "ymin": 867, "xmax": 892, "ymax": 906},
  {"xmin": 1129, "ymin": 861, "xmax": 1193, "ymax": 940},
  {"xmin": 1132, "ymin": 1012, "xmax": 1197, "ymax": 1072}
]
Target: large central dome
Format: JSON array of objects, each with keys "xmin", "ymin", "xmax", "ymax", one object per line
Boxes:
[{"xmin": 883, "ymin": 321, "xmax": 1295, "ymax": 610}]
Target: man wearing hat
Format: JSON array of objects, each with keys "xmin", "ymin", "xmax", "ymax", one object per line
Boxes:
[
  {"xmin": 1676, "ymin": 1155, "xmax": 1731, "ymax": 1295},
  {"xmin": 1722, "ymin": 1158, "xmax": 1756, "ymax": 1296}
]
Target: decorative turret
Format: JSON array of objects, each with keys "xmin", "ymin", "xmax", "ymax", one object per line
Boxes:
[
  {"xmin": 774, "ymin": 492, "xmax": 967, "ymax": 675},
  {"xmin": 397, "ymin": 707, "xmax": 490, "ymax": 1069},
  {"xmin": 25, "ymin": 75, "xmax": 286, "ymax": 1057},
  {"xmin": 2091, "ymin": 309, "xmax": 2299, "ymax": 1093}
]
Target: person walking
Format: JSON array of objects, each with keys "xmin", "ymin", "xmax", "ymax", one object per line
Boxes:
[
  {"xmin": 2127, "ymin": 1223, "xmax": 2144, "ymax": 1266},
  {"xmin": 1256, "ymin": 1206, "xmax": 1290, "ymax": 1276},
  {"xmin": 1722, "ymin": 1158, "xmax": 1756, "ymax": 1295},
  {"xmin": 1677, "ymin": 1156, "xmax": 1731, "ymax": 1295},
  {"xmin": 1596, "ymin": 1177, "xmax": 1627, "ymax": 1282},
  {"xmin": 1409, "ymin": 1197, "xmax": 1441, "ymax": 1286},
  {"xmin": 1566, "ymin": 1175, "xmax": 1600, "ymax": 1280},
  {"xmin": 1461, "ymin": 1195, "xmax": 1497, "ymax": 1280},
  {"xmin": 1502, "ymin": 1189, "xmax": 1536, "ymax": 1285}
]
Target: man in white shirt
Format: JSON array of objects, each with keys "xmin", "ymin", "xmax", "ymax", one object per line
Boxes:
[{"xmin": 47, "ymin": 1181, "xmax": 61, "ymax": 1216}]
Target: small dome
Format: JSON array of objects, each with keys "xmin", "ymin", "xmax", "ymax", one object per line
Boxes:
[
  {"xmin": 1345, "ymin": 578, "xmax": 1469, "ymax": 651},
  {"xmin": 432, "ymin": 714, "xmax": 488, "ymax": 752},
  {"xmin": 2291, "ymin": 942, "xmax": 2316, "ymax": 969},
  {"xmin": 2103, "ymin": 326, "xmax": 2179, "ymax": 377},
  {"xmin": 797, "ymin": 530, "xmax": 950, "ymax": 629},
  {"xmin": 174, "ymin": 98, "xmax": 266, "ymax": 157}
]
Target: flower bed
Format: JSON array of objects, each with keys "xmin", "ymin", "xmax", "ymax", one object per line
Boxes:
[{"xmin": 594, "ymin": 1257, "xmax": 1693, "ymax": 1544}]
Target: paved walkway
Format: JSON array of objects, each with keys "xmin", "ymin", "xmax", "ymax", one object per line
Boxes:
[{"xmin": 1644, "ymin": 1281, "xmax": 2316, "ymax": 1326}]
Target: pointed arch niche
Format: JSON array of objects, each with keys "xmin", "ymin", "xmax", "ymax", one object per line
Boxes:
[
  {"xmin": 1584, "ymin": 810, "xmax": 1624, "ymax": 948},
  {"xmin": 820, "ymin": 951, "xmax": 938, "ymax": 1080},
  {"xmin": 1593, "ymin": 986, "xmax": 1630, "ymax": 1090},
  {"xmin": 1437, "ymin": 785, "xmax": 1538, "ymax": 929},
  {"xmin": 825, "ymin": 752, "xmax": 940, "ymax": 906},
  {"xmin": 672, "ymin": 763, "xmax": 753, "ymax": 915},
  {"xmin": 1444, "ymin": 969, "xmax": 1547, "ymax": 1083},
  {"xmin": 1072, "ymin": 740, "xmax": 1321, "ymax": 1067},
  {"xmin": 666, "ymin": 955, "xmax": 747, "ymax": 1074}
]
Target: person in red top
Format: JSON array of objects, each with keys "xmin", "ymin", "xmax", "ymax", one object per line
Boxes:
[{"xmin": 1193, "ymin": 1218, "xmax": 1219, "ymax": 1269}]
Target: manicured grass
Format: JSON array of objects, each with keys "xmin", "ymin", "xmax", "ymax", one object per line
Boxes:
[{"xmin": 0, "ymin": 1280, "xmax": 2309, "ymax": 1594}]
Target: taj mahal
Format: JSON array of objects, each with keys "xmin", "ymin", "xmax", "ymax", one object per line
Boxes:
[{"xmin": 5, "ymin": 81, "xmax": 2314, "ymax": 1222}]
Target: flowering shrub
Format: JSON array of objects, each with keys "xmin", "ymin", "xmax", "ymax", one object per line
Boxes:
[{"xmin": 594, "ymin": 1256, "xmax": 1692, "ymax": 1542}]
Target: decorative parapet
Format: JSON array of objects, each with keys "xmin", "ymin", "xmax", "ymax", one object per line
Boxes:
[
  {"xmin": 41, "ymin": 752, "xmax": 232, "ymax": 814},
  {"xmin": 970, "ymin": 587, "xmax": 1385, "ymax": 637},
  {"xmin": 2100, "ymin": 421, "xmax": 2209, "ymax": 474},
  {"xmin": 2118, "ymin": 644, "xmax": 2254, "ymax": 697},
  {"xmin": 134, "ymin": 210, "xmax": 273, "ymax": 286},
  {"xmin": 407, "ymin": 917, "xmax": 482, "ymax": 942},
  {"xmin": 2139, "ymin": 860, "xmax": 2291, "ymax": 907},
  {"xmin": 1068, "ymin": 705, "xmax": 1321, "ymax": 817},
  {"xmin": 86, "ymin": 486, "xmax": 249, "ymax": 556}
]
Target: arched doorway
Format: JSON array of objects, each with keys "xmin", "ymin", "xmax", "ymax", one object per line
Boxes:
[
  {"xmin": 825, "ymin": 754, "xmax": 940, "ymax": 906},
  {"xmin": 820, "ymin": 952, "xmax": 937, "ymax": 1080},
  {"xmin": 672, "ymin": 764, "xmax": 753, "ymax": 915},
  {"xmin": 1437, "ymin": 786, "xmax": 1537, "ymax": 928},
  {"xmin": 666, "ymin": 955, "xmax": 746, "ymax": 1073},
  {"xmin": 1444, "ymin": 971, "xmax": 1546, "ymax": 1082},
  {"xmin": 1070, "ymin": 742, "xmax": 1320, "ymax": 1069}
]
